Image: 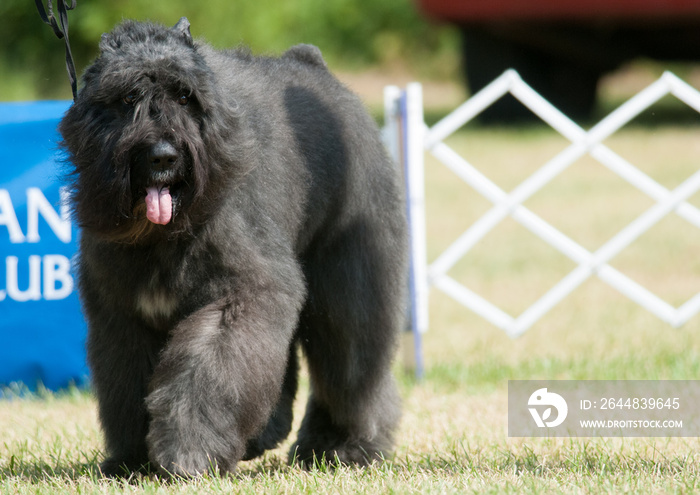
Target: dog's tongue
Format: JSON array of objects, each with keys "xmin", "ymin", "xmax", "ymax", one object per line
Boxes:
[{"xmin": 145, "ymin": 186, "xmax": 172, "ymax": 225}]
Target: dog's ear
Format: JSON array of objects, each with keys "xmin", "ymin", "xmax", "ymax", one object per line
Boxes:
[
  {"xmin": 283, "ymin": 44, "xmax": 327, "ymax": 68},
  {"xmin": 173, "ymin": 17, "xmax": 194, "ymax": 46}
]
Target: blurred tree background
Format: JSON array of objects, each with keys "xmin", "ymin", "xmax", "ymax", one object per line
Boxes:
[{"xmin": 1, "ymin": 0, "xmax": 458, "ymax": 101}]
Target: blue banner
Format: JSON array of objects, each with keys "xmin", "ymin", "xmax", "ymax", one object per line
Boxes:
[{"xmin": 0, "ymin": 101, "xmax": 88, "ymax": 392}]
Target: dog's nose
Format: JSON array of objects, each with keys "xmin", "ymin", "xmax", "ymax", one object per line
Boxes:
[{"xmin": 148, "ymin": 141, "xmax": 178, "ymax": 170}]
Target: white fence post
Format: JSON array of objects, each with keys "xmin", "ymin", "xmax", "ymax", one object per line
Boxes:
[{"xmin": 404, "ymin": 83, "xmax": 430, "ymax": 337}]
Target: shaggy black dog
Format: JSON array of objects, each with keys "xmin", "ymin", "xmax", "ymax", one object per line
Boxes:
[{"xmin": 58, "ymin": 18, "xmax": 408, "ymax": 477}]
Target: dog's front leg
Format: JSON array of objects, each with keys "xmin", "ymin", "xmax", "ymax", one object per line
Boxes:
[
  {"xmin": 145, "ymin": 287, "xmax": 301, "ymax": 477},
  {"xmin": 84, "ymin": 311, "xmax": 166, "ymax": 477}
]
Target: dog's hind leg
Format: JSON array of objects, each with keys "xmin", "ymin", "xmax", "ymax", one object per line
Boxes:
[{"xmin": 291, "ymin": 219, "xmax": 406, "ymax": 467}]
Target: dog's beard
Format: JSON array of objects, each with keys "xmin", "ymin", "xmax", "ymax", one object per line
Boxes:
[
  {"xmin": 83, "ymin": 176, "xmax": 187, "ymax": 244},
  {"xmin": 94, "ymin": 201, "xmax": 159, "ymax": 243}
]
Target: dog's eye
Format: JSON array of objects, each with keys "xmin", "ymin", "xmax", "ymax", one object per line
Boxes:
[
  {"xmin": 178, "ymin": 94, "xmax": 190, "ymax": 106},
  {"xmin": 122, "ymin": 94, "xmax": 137, "ymax": 106}
]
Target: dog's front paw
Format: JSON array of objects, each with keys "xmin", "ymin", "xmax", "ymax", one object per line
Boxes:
[
  {"xmin": 146, "ymin": 411, "xmax": 237, "ymax": 477},
  {"xmin": 148, "ymin": 441, "xmax": 222, "ymax": 478},
  {"xmin": 147, "ymin": 421, "xmax": 202, "ymax": 477}
]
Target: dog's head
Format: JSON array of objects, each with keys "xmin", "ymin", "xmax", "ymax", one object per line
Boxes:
[{"xmin": 59, "ymin": 18, "xmax": 238, "ymax": 243}]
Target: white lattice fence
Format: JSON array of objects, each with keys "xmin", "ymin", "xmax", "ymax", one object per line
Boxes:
[{"xmin": 384, "ymin": 70, "xmax": 700, "ymax": 344}]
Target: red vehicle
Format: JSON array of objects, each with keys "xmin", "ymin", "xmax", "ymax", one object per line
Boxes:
[{"xmin": 417, "ymin": 0, "xmax": 700, "ymax": 121}]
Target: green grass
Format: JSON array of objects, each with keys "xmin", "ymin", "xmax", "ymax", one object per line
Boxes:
[{"xmin": 2, "ymin": 124, "xmax": 700, "ymax": 493}]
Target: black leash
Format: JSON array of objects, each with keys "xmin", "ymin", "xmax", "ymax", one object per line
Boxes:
[{"xmin": 35, "ymin": 0, "xmax": 78, "ymax": 101}]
